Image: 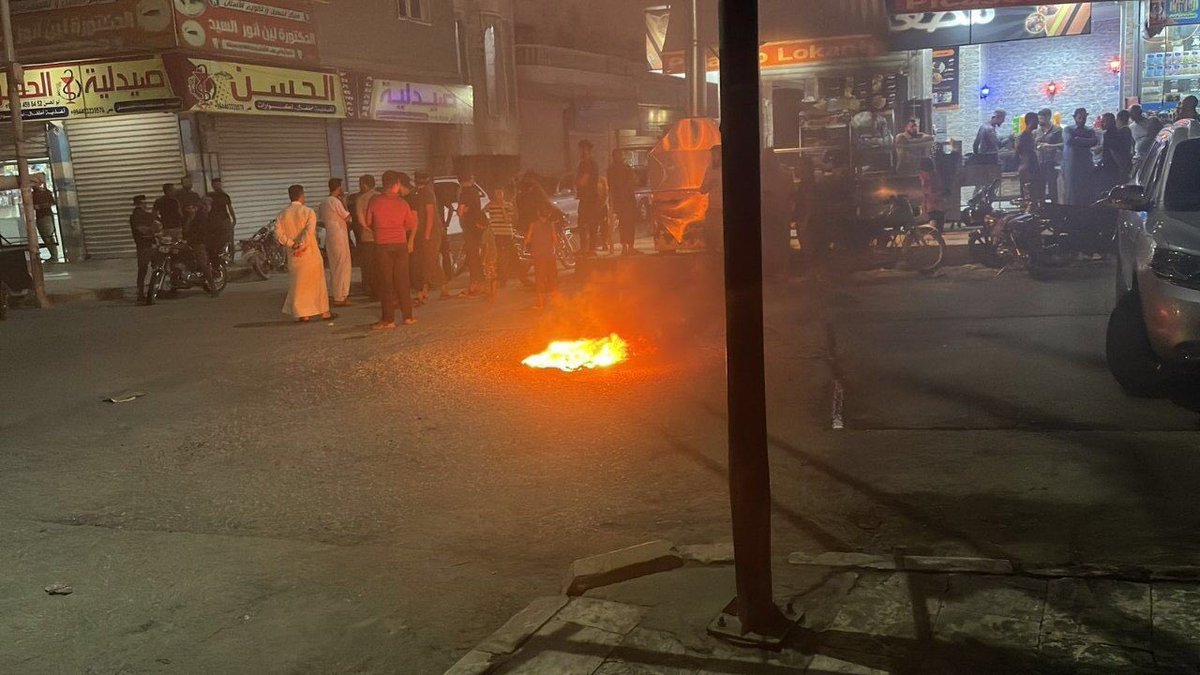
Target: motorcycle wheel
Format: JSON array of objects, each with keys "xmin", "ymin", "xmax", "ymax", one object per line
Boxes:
[
  {"xmin": 249, "ymin": 253, "xmax": 270, "ymax": 280},
  {"xmin": 208, "ymin": 263, "xmax": 228, "ymax": 297},
  {"xmin": 146, "ymin": 268, "xmax": 165, "ymax": 305},
  {"xmin": 556, "ymin": 231, "xmax": 578, "ymax": 270},
  {"xmin": 902, "ymin": 226, "xmax": 945, "ymax": 274}
]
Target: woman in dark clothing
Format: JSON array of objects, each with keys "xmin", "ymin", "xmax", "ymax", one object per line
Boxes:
[
  {"xmin": 1016, "ymin": 112, "xmax": 1043, "ymax": 203},
  {"xmin": 1098, "ymin": 112, "xmax": 1133, "ymax": 197}
]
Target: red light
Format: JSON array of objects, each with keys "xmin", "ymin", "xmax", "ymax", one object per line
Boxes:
[{"xmin": 1046, "ymin": 82, "xmax": 1059, "ymax": 97}]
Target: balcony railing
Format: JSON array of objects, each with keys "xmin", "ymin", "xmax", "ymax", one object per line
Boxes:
[{"xmin": 515, "ymin": 44, "xmax": 643, "ymax": 77}]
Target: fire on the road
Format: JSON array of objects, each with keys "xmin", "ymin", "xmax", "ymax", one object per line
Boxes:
[{"xmin": 522, "ymin": 334, "xmax": 630, "ymax": 372}]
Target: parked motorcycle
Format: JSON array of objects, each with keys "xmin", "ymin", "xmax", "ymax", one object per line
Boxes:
[
  {"xmin": 240, "ymin": 221, "xmax": 288, "ymax": 280},
  {"xmin": 145, "ymin": 235, "xmax": 227, "ymax": 305},
  {"xmin": 968, "ymin": 197, "xmax": 1115, "ymax": 275}
]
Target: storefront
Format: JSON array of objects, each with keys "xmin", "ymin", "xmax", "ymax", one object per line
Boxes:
[
  {"xmin": 338, "ymin": 77, "xmax": 473, "ymax": 182},
  {"xmin": 1139, "ymin": 0, "xmax": 1200, "ymax": 114},
  {"xmin": 158, "ymin": 54, "xmax": 346, "ymax": 242}
]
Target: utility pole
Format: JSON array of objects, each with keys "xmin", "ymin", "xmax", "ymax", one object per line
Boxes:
[
  {"xmin": 712, "ymin": 0, "xmax": 789, "ymax": 641},
  {"xmin": 686, "ymin": 0, "xmax": 707, "ymax": 117},
  {"xmin": 1, "ymin": 0, "xmax": 48, "ymax": 308}
]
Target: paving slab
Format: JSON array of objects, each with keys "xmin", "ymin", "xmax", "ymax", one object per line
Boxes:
[
  {"xmin": 1041, "ymin": 578, "xmax": 1153, "ymax": 650},
  {"xmin": 1151, "ymin": 584, "xmax": 1200, "ymax": 669},
  {"xmin": 932, "ymin": 574, "xmax": 1045, "ymax": 650}
]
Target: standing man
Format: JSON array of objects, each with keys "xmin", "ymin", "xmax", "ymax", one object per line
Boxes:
[
  {"xmin": 1034, "ymin": 108, "xmax": 1063, "ymax": 203},
  {"xmin": 176, "ymin": 175, "xmax": 202, "ymax": 233},
  {"xmin": 484, "ymin": 184, "xmax": 521, "ymax": 288},
  {"xmin": 457, "ymin": 173, "xmax": 486, "ymax": 296},
  {"xmin": 154, "ymin": 183, "xmax": 183, "ymax": 237},
  {"xmin": 1129, "ymin": 105, "xmax": 1155, "ymax": 167},
  {"xmin": 31, "ymin": 177, "xmax": 58, "ymax": 262},
  {"xmin": 206, "ymin": 177, "xmax": 236, "ymax": 258},
  {"xmin": 320, "ymin": 178, "xmax": 353, "ymax": 307},
  {"xmin": 129, "ymin": 195, "xmax": 160, "ymax": 303},
  {"xmin": 1062, "ymin": 107, "xmax": 1098, "ymax": 206},
  {"xmin": 973, "ymin": 109, "xmax": 1008, "ymax": 164},
  {"xmin": 274, "ymin": 185, "xmax": 332, "ymax": 322},
  {"xmin": 366, "ymin": 170, "xmax": 418, "ymax": 329},
  {"xmin": 607, "ymin": 149, "xmax": 640, "ymax": 256},
  {"xmin": 351, "ymin": 175, "xmax": 378, "ymax": 299},
  {"xmin": 412, "ymin": 172, "xmax": 448, "ymax": 301},
  {"xmin": 575, "ymin": 140, "xmax": 601, "ymax": 256},
  {"xmin": 1016, "ymin": 112, "xmax": 1042, "ymax": 202},
  {"xmin": 1176, "ymin": 95, "xmax": 1199, "ymax": 122}
]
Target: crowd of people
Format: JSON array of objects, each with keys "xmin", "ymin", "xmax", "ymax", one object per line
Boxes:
[
  {"xmin": 125, "ymin": 140, "xmax": 646, "ymax": 324},
  {"xmin": 971, "ymin": 95, "xmax": 1198, "ymax": 207}
]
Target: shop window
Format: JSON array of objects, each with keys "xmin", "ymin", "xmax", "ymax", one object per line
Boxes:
[{"xmin": 397, "ymin": 0, "xmax": 431, "ymax": 23}]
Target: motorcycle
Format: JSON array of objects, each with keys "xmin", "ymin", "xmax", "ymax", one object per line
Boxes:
[
  {"xmin": 145, "ymin": 234, "xmax": 227, "ymax": 305},
  {"xmin": 968, "ymin": 197, "xmax": 1116, "ymax": 275},
  {"xmin": 240, "ymin": 221, "xmax": 288, "ymax": 280}
]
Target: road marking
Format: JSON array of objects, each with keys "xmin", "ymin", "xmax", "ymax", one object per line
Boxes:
[{"xmin": 832, "ymin": 379, "xmax": 845, "ymax": 430}]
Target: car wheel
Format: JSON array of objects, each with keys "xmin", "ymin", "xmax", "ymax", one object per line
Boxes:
[{"xmin": 1106, "ymin": 291, "xmax": 1170, "ymax": 397}]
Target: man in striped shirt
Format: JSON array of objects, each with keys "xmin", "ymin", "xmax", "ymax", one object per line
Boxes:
[{"xmin": 484, "ymin": 185, "xmax": 528, "ymax": 288}]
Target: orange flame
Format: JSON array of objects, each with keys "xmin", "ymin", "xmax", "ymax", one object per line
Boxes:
[{"xmin": 522, "ymin": 334, "xmax": 630, "ymax": 372}]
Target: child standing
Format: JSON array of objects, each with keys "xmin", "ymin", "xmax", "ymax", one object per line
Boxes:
[
  {"xmin": 919, "ymin": 157, "xmax": 945, "ymax": 233},
  {"xmin": 484, "ymin": 186, "xmax": 516, "ymax": 298},
  {"xmin": 525, "ymin": 185, "xmax": 559, "ymax": 310}
]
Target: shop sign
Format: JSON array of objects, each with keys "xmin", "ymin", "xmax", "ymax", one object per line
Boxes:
[
  {"xmin": 174, "ymin": 0, "xmax": 319, "ymax": 64},
  {"xmin": 1149, "ymin": 0, "xmax": 1200, "ymax": 33},
  {"xmin": 163, "ymin": 53, "xmax": 344, "ymax": 117},
  {"xmin": 663, "ymin": 35, "xmax": 888, "ymax": 74},
  {"xmin": 0, "ymin": 56, "xmax": 180, "ymax": 121},
  {"xmin": 888, "ymin": 0, "xmax": 1069, "ymax": 11},
  {"xmin": 7, "ymin": 0, "xmax": 177, "ymax": 62},
  {"xmin": 367, "ymin": 79, "xmax": 474, "ymax": 125},
  {"xmin": 932, "ymin": 47, "xmax": 959, "ymax": 110},
  {"xmin": 889, "ymin": 3, "xmax": 1091, "ymax": 50}
]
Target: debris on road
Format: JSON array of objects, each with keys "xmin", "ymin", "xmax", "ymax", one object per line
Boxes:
[
  {"xmin": 44, "ymin": 583, "xmax": 73, "ymax": 595},
  {"xmin": 104, "ymin": 391, "xmax": 146, "ymax": 404}
]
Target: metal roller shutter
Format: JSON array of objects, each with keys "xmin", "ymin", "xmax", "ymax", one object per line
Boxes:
[
  {"xmin": 215, "ymin": 116, "xmax": 331, "ymax": 241},
  {"xmin": 0, "ymin": 122, "xmax": 50, "ymax": 160},
  {"xmin": 342, "ymin": 120, "xmax": 431, "ymax": 186},
  {"xmin": 67, "ymin": 114, "xmax": 185, "ymax": 259}
]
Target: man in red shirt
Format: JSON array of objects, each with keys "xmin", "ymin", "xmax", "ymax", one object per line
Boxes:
[{"xmin": 365, "ymin": 170, "xmax": 418, "ymax": 329}]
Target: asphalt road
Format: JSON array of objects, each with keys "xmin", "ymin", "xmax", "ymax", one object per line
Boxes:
[{"xmin": 2, "ymin": 257, "xmax": 1198, "ymax": 673}]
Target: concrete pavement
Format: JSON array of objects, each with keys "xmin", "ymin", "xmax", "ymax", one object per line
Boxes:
[{"xmin": 449, "ymin": 553, "xmax": 1200, "ymax": 674}]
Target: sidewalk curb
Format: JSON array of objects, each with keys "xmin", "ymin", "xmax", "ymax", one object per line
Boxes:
[
  {"xmin": 564, "ymin": 539, "xmax": 683, "ymax": 596},
  {"xmin": 447, "ymin": 541, "xmax": 733, "ymax": 674},
  {"xmin": 789, "ymin": 551, "xmax": 1200, "ymax": 582},
  {"xmin": 42, "ymin": 267, "xmax": 255, "ymax": 307}
]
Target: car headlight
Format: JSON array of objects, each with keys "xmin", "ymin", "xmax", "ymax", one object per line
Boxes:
[{"xmin": 1151, "ymin": 248, "xmax": 1200, "ymax": 289}]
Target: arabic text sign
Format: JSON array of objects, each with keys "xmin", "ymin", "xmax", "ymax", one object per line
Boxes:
[
  {"xmin": 888, "ymin": 0, "xmax": 1067, "ymax": 11},
  {"xmin": 889, "ymin": 3, "xmax": 1091, "ymax": 50},
  {"xmin": 8, "ymin": 0, "xmax": 177, "ymax": 62},
  {"xmin": 164, "ymin": 54, "xmax": 344, "ymax": 117},
  {"xmin": 0, "ymin": 56, "xmax": 179, "ymax": 121},
  {"xmin": 175, "ymin": 0, "xmax": 320, "ymax": 64},
  {"xmin": 369, "ymin": 80, "xmax": 474, "ymax": 125}
]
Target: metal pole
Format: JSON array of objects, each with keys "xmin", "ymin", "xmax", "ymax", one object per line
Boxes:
[
  {"xmin": 1, "ymin": 0, "xmax": 47, "ymax": 308},
  {"xmin": 717, "ymin": 0, "xmax": 783, "ymax": 635},
  {"xmin": 687, "ymin": 0, "xmax": 707, "ymax": 117}
]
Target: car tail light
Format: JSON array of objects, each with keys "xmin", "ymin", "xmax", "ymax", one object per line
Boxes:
[{"xmin": 1151, "ymin": 248, "xmax": 1200, "ymax": 289}]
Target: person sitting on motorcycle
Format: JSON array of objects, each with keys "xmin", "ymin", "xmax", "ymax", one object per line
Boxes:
[
  {"xmin": 130, "ymin": 195, "xmax": 161, "ymax": 304},
  {"xmin": 184, "ymin": 195, "xmax": 217, "ymax": 292}
]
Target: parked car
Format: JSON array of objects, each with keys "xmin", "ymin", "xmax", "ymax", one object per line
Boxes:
[{"xmin": 1105, "ymin": 119, "xmax": 1200, "ymax": 396}]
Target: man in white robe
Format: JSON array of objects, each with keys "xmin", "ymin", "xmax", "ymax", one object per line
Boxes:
[
  {"xmin": 319, "ymin": 178, "xmax": 353, "ymax": 306},
  {"xmin": 275, "ymin": 184, "xmax": 332, "ymax": 321}
]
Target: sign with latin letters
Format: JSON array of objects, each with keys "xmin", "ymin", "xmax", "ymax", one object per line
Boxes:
[{"xmin": 663, "ymin": 34, "xmax": 888, "ymax": 74}]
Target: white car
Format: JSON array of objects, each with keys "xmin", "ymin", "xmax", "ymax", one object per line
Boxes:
[
  {"xmin": 1106, "ymin": 119, "xmax": 1200, "ymax": 395},
  {"xmin": 433, "ymin": 177, "xmax": 489, "ymax": 237}
]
